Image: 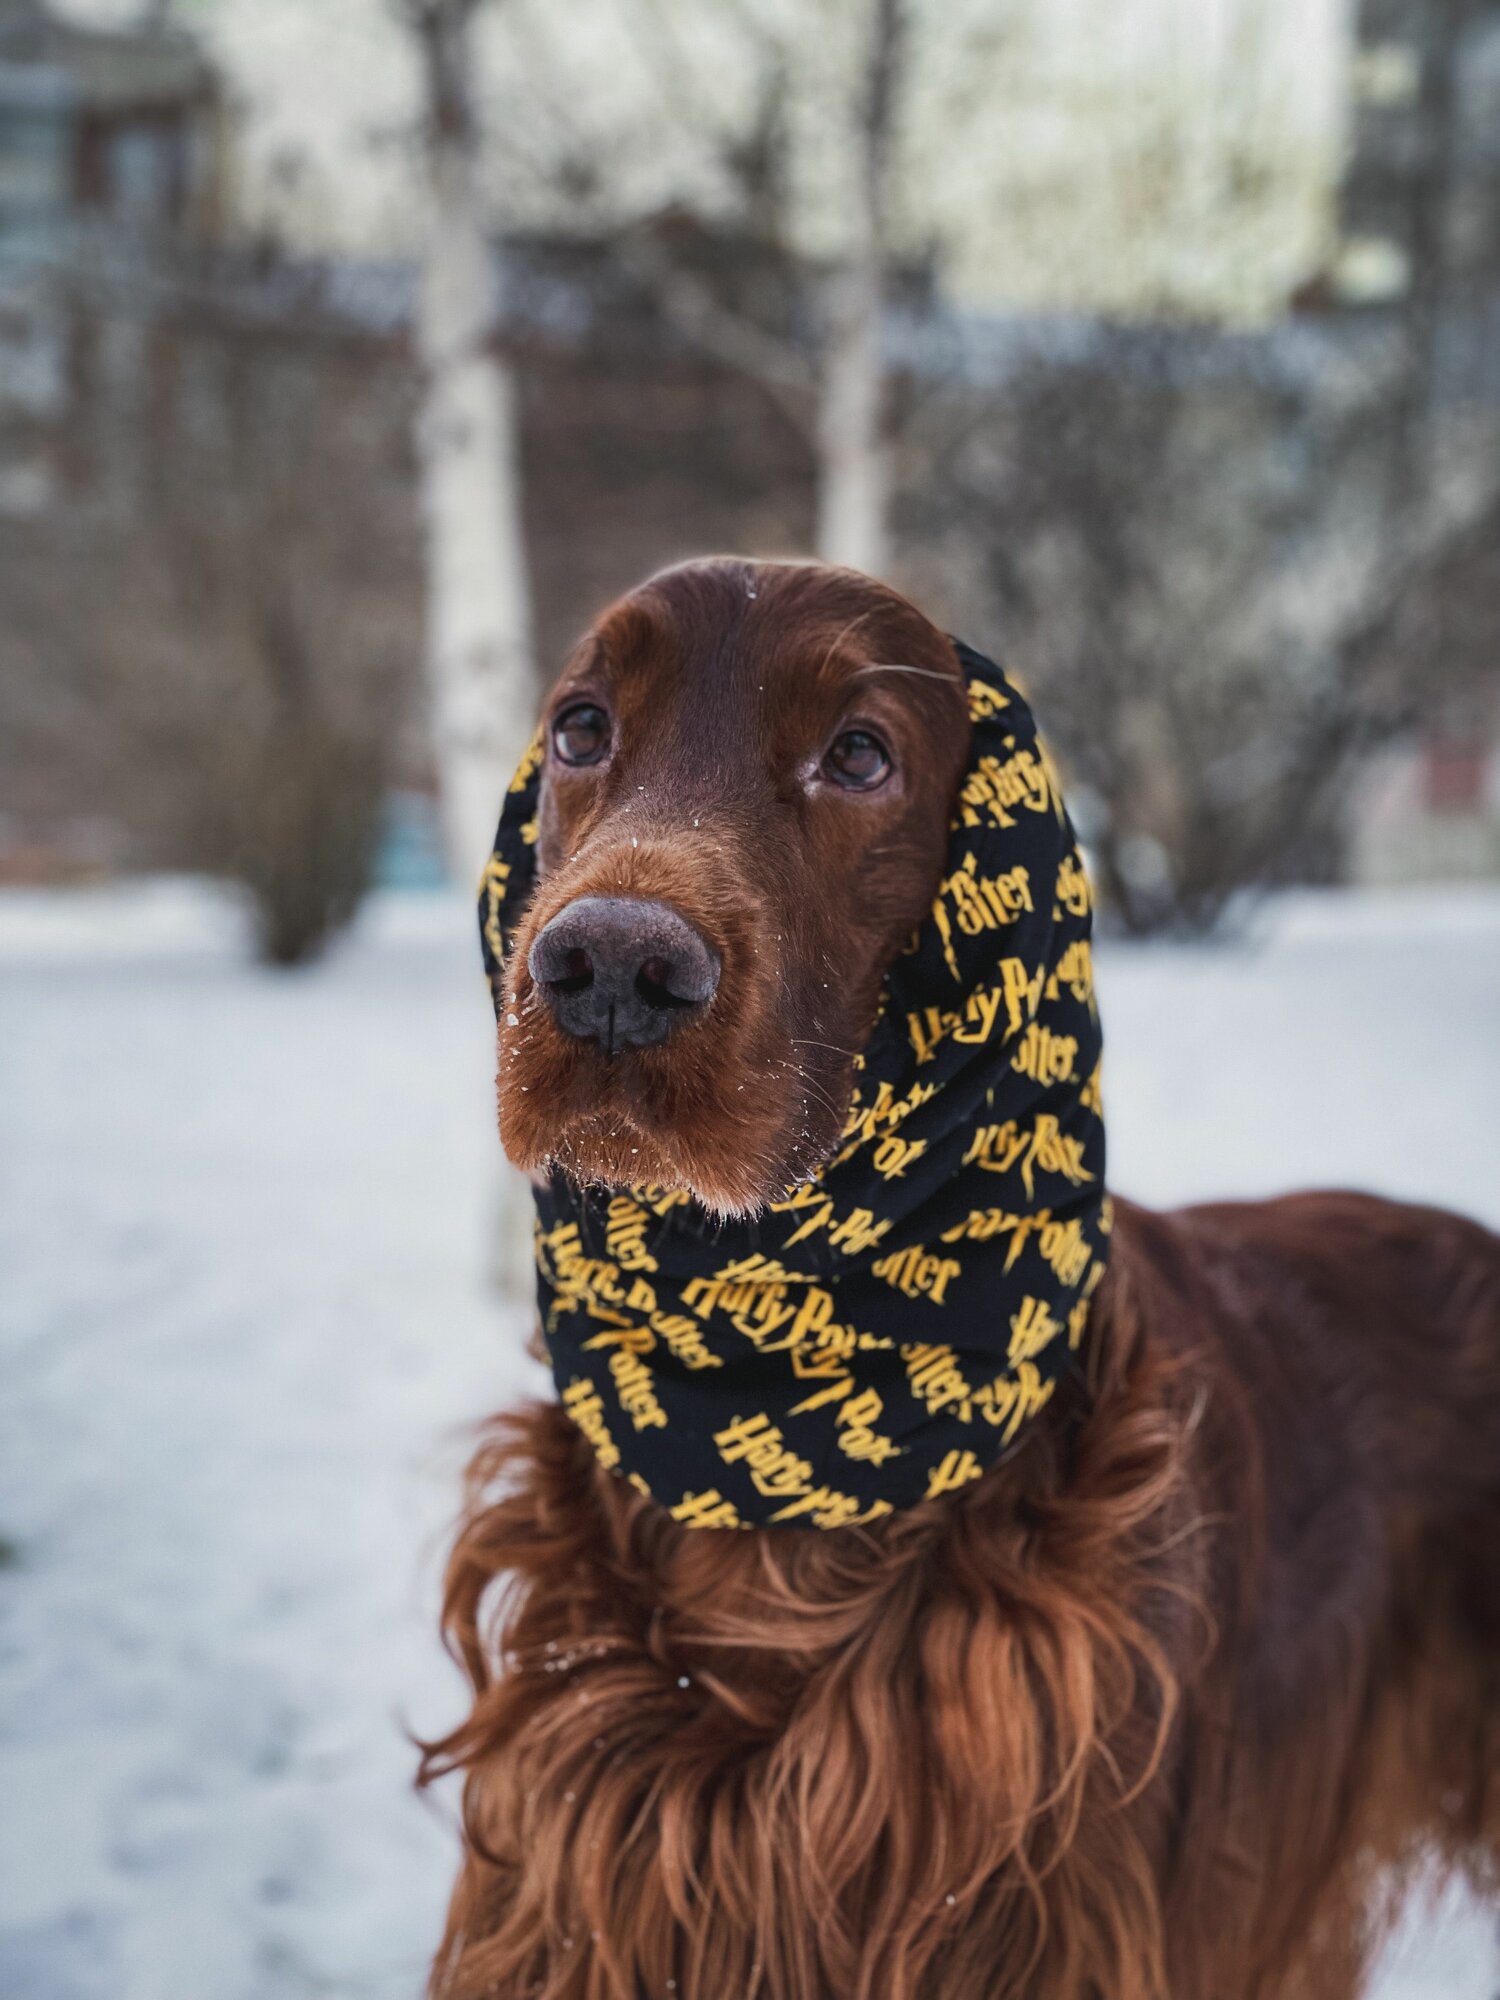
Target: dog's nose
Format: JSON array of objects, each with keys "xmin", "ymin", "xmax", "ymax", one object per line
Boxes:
[{"xmin": 528, "ymin": 896, "xmax": 720, "ymax": 1051}]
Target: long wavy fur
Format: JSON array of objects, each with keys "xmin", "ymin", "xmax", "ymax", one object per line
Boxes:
[
  {"xmin": 418, "ymin": 1282, "xmax": 1216, "ymax": 2000},
  {"xmin": 418, "ymin": 1195, "xmax": 1500, "ymax": 2000}
]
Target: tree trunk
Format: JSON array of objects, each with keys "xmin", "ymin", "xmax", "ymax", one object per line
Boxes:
[
  {"xmin": 817, "ymin": 257, "xmax": 891, "ymax": 575},
  {"xmin": 409, "ymin": 0, "xmax": 536, "ymax": 1303},
  {"xmin": 814, "ymin": 0, "xmax": 903, "ymax": 580},
  {"xmin": 413, "ymin": 0, "xmax": 535, "ymax": 889}
]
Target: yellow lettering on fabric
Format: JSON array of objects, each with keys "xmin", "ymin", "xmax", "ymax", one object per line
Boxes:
[
  {"xmin": 871, "ymin": 1245, "xmax": 963, "ymax": 1306},
  {"xmin": 1055, "ymin": 851, "xmax": 1091, "ymax": 918},
  {"xmin": 712, "ymin": 1414, "xmax": 814, "ymax": 1498},
  {"xmin": 1080, "ymin": 1060, "xmax": 1104, "ymax": 1117},
  {"xmin": 607, "ymin": 1348, "xmax": 669, "ymax": 1431},
  {"xmin": 788, "ymin": 1370, "xmax": 855, "ymax": 1416},
  {"xmin": 998, "ymin": 957, "xmax": 1046, "ymax": 1036},
  {"xmin": 954, "ymin": 746, "xmax": 1059, "ymax": 833},
  {"xmin": 771, "ymin": 1182, "xmax": 827, "ymax": 1217},
  {"xmin": 925, "ymin": 1448, "xmax": 984, "ymax": 1498},
  {"xmin": 767, "ymin": 1487, "xmax": 895, "ymax": 1529},
  {"xmin": 974, "ymin": 1361, "xmax": 1056, "ymax": 1443},
  {"xmin": 1011, "ymin": 1021, "xmax": 1080, "ymax": 1085},
  {"xmin": 963, "ymin": 1115, "xmax": 1094, "ymax": 1200},
  {"xmin": 788, "ymin": 1285, "xmax": 842, "ymax": 1349},
  {"xmin": 1007, "ymin": 1294, "xmax": 1064, "ymax": 1367},
  {"xmin": 649, "ymin": 1311, "xmax": 723, "ymax": 1370},
  {"xmin": 1040, "ymin": 1214, "xmax": 1093, "ymax": 1286},
  {"xmin": 783, "ymin": 1377, "xmax": 901, "ymax": 1468},
  {"xmin": 680, "ymin": 1253, "xmax": 835, "ymax": 1351},
  {"xmin": 906, "ymin": 981, "xmax": 1010, "ymax": 1065},
  {"xmin": 1068, "ymin": 1290, "xmax": 1091, "ymax": 1350},
  {"xmin": 902, "ymin": 1341, "xmax": 977, "ymax": 1422},
  {"xmin": 940, "ymin": 1205, "xmax": 1040, "ymax": 1268},
  {"xmin": 968, "ymin": 678, "xmax": 1011, "ymax": 722},
  {"xmin": 956, "ymin": 990, "xmax": 1006, "ymax": 1044},
  {"xmin": 545, "ymin": 1229, "xmax": 659, "ymax": 1323},
  {"xmin": 479, "ymin": 853, "xmax": 511, "ymax": 967},
  {"xmin": 723, "ymin": 1253, "xmax": 815, "ymax": 1286},
  {"xmin": 1068, "ymin": 1259, "xmax": 1107, "ymax": 1350},
  {"xmin": 636, "ymin": 1184, "xmax": 693, "ymax": 1217},
  {"xmin": 556, "ymin": 1272, "xmax": 648, "ymax": 1336},
  {"xmin": 562, "ymin": 1377, "xmax": 620, "ymax": 1469},
  {"xmin": 605, "ymin": 1195, "xmax": 659, "ymax": 1273},
  {"xmin": 904, "ymin": 1345, "xmax": 1060, "ymax": 1441},
  {"xmin": 930, "ymin": 855, "xmax": 1034, "ymax": 978},
  {"xmin": 578, "ymin": 1323, "xmax": 674, "ymax": 1427},
  {"xmin": 828, "ymin": 1206, "xmax": 890, "ymax": 1252},
  {"xmin": 582, "ymin": 1322, "xmax": 654, "ymax": 1355},
  {"xmin": 1046, "ymin": 938, "xmax": 1095, "ymax": 1006},
  {"xmin": 939, "ymin": 1207, "xmax": 1092, "ymax": 1286},
  {"xmin": 671, "ymin": 1489, "xmax": 744, "ymax": 1529},
  {"xmin": 772, "ymin": 1191, "xmax": 893, "ymax": 1256},
  {"xmin": 839, "ymin": 1077, "xmax": 939, "ymax": 1149},
  {"xmin": 681, "ymin": 1272, "xmax": 797, "ymax": 1349},
  {"xmin": 547, "ymin": 1223, "xmax": 596, "ymax": 1275},
  {"xmin": 786, "ymin": 1317, "xmax": 896, "ymax": 1413},
  {"xmin": 872, "ymin": 1134, "xmax": 926, "ymax": 1180},
  {"xmin": 507, "ymin": 729, "xmax": 544, "ymax": 793}
]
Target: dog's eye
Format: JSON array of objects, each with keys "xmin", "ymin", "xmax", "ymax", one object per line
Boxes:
[
  {"xmin": 552, "ymin": 703, "xmax": 610, "ymax": 767},
  {"xmin": 824, "ymin": 729, "xmax": 890, "ymax": 790}
]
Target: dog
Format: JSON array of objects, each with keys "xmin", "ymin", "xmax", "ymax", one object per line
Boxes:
[{"xmin": 420, "ymin": 558, "xmax": 1500, "ymax": 2000}]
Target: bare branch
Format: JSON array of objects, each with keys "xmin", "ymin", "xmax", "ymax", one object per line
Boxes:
[
  {"xmin": 612, "ymin": 229, "xmax": 818, "ymax": 441},
  {"xmin": 399, "ymin": 0, "xmax": 485, "ymax": 147}
]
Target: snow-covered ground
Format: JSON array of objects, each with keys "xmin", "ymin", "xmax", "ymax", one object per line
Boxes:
[{"xmin": 2, "ymin": 881, "xmax": 1496, "ymax": 2000}]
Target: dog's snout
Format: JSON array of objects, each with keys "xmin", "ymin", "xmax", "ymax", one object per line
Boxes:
[{"xmin": 528, "ymin": 896, "xmax": 720, "ymax": 1051}]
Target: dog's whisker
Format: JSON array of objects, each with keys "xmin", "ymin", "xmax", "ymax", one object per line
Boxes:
[
  {"xmin": 768, "ymin": 1060, "xmax": 844, "ymax": 1120},
  {"xmin": 853, "ymin": 661, "xmax": 955, "ymax": 683},
  {"xmin": 815, "ymin": 609, "xmax": 876, "ymax": 683}
]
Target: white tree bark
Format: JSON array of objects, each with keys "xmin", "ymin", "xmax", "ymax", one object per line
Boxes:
[
  {"xmin": 408, "ymin": 0, "xmax": 537, "ymax": 1302},
  {"xmin": 412, "ymin": 0, "xmax": 535, "ymax": 890},
  {"xmin": 814, "ymin": 0, "xmax": 902, "ymax": 579},
  {"xmin": 816, "ymin": 255, "xmax": 891, "ymax": 576}
]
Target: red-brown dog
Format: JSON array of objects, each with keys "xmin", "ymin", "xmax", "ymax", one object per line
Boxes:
[{"xmin": 422, "ymin": 559, "xmax": 1500, "ymax": 2000}]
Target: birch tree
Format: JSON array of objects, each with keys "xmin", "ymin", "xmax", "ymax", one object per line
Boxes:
[
  {"xmin": 626, "ymin": 0, "xmax": 914, "ymax": 577},
  {"xmin": 404, "ymin": 0, "xmax": 536, "ymax": 889},
  {"xmin": 486, "ymin": 0, "xmax": 921, "ymax": 580},
  {"xmin": 813, "ymin": 0, "xmax": 903, "ymax": 575},
  {"xmin": 400, "ymin": 0, "xmax": 539, "ymax": 1298}
]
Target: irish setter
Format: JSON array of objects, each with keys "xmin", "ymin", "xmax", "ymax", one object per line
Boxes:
[{"xmin": 420, "ymin": 558, "xmax": 1500, "ymax": 1999}]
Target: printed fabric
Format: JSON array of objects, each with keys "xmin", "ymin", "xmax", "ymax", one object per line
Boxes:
[{"xmin": 479, "ymin": 641, "xmax": 1111, "ymax": 1528}]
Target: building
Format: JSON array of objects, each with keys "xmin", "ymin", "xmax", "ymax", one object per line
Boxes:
[{"xmin": 0, "ymin": 0, "xmax": 222, "ymax": 513}]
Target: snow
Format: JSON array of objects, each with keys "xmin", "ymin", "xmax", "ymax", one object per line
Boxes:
[
  {"xmin": 0, "ymin": 882, "xmax": 543, "ymax": 2000},
  {"xmin": 2, "ymin": 880, "xmax": 1496, "ymax": 2000}
]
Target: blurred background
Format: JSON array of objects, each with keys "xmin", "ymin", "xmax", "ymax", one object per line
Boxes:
[{"xmin": 0, "ymin": 1, "xmax": 1496, "ymax": 1996}]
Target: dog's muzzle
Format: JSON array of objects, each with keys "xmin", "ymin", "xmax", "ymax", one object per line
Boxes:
[{"xmin": 528, "ymin": 895, "xmax": 720, "ymax": 1052}]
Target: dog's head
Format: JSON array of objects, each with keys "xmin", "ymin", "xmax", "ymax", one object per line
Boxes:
[{"xmin": 495, "ymin": 559, "xmax": 971, "ymax": 1214}]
